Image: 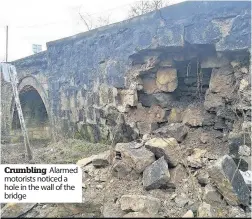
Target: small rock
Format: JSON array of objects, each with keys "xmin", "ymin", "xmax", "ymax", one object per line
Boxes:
[
  {"xmin": 96, "ymin": 184, "xmax": 103, "ymax": 189},
  {"xmin": 203, "ymin": 184, "xmax": 223, "ymax": 206},
  {"xmin": 120, "ymin": 195, "xmax": 161, "ymax": 214},
  {"xmin": 187, "ymin": 148, "xmax": 207, "ymax": 168},
  {"xmin": 182, "ymin": 210, "xmax": 194, "ymax": 218},
  {"xmin": 168, "ymin": 108, "xmax": 183, "ymax": 123},
  {"xmin": 240, "ymin": 67, "xmax": 248, "ymax": 74},
  {"xmin": 168, "ymin": 164, "xmax": 188, "ymax": 188},
  {"xmin": 196, "ymin": 170, "xmax": 210, "ymax": 185},
  {"xmin": 153, "ymin": 123, "xmax": 188, "ymax": 142},
  {"xmin": 207, "ymin": 155, "xmax": 250, "ymax": 206},
  {"xmin": 123, "ymin": 212, "xmax": 154, "ymax": 218},
  {"xmin": 170, "ymin": 193, "xmax": 177, "ymax": 200},
  {"xmin": 112, "ymin": 160, "xmax": 132, "ymax": 178},
  {"xmin": 145, "ymin": 137, "xmax": 180, "ymax": 167},
  {"xmin": 92, "ymin": 151, "xmax": 111, "ymax": 168},
  {"xmin": 77, "ymin": 155, "xmax": 97, "ymax": 167},
  {"xmin": 82, "ymin": 183, "xmax": 87, "ymax": 189},
  {"xmin": 200, "ymin": 133, "xmax": 209, "ymax": 144},
  {"xmin": 182, "ymin": 108, "xmax": 204, "ymax": 127},
  {"xmin": 115, "ymin": 142, "xmax": 155, "ymax": 173},
  {"xmin": 137, "ymin": 122, "xmax": 158, "ymax": 135},
  {"xmin": 143, "ymin": 156, "xmax": 170, "ymax": 190},
  {"xmin": 197, "ymin": 202, "xmax": 214, "ymax": 217},
  {"xmin": 238, "ymin": 145, "xmax": 251, "ymax": 156},
  {"xmin": 175, "ymin": 193, "xmax": 190, "ymax": 207}
]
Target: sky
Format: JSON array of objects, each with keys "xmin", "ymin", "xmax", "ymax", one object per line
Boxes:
[{"xmin": 0, "ymin": 0, "xmax": 184, "ymax": 62}]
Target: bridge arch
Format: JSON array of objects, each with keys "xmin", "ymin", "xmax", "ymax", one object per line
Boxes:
[{"xmin": 10, "ymin": 75, "xmax": 51, "ymax": 141}]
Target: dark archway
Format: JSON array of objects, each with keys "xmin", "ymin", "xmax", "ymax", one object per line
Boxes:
[{"xmin": 11, "ymin": 85, "xmax": 50, "ymax": 141}]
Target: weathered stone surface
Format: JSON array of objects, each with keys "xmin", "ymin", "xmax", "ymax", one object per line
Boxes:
[
  {"xmin": 76, "ymin": 155, "xmax": 97, "ymax": 167},
  {"xmin": 123, "ymin": 212, "xmax": 154, "ymax": 218},
  {"xmin": 207, "ymin": 155, "xmax": 250, "ymax": 206},
  {"xmin": 197, "ymin": 202, "xmax": 214, "ymax": 217},
  {"xmin": 111, "ymin": 160, "xmax": 132, "ymax": 178},
  {"xmin": 145, "ymin": 137, "xmax": 180, "ymax": 167},
  {"xmin": 182, "ymin": 210, "xmax": 194, "ymax": 218},
  {"xmin": 115, "ymin": 142, "xmax": 155, "ymax": 173},
  {"xmin": 201, "ymin": 55, "xmax": 229, "ymax": 68},
  {"xmin": 156, "ymin": 68, "xmax": 178, "ymax": 92},
  {"xmin": 102, "ymin": 200, "xmax": 124, "ymax": 217},
  {"xmin": 168, "ymin": 108, "xmax": 183, "ymax": 123},
  {"xmin": 204, "ymin": 91, "xmax": 225, "ymax": 112},
  {"xmin": 1, "ymin": 203, "xmax": 37, "ymax": 218},
  {"xmin": 153, "ymin": 123, "xmax": 188, "ymax": 142},
  {"xmin": 168, "ymin": 164, "xmax": 188, "ymax": 188},
  {"xmin": 187, "ymin": 148, "xmax": 207, "ymax": 168},
  {"xmin": 208, "ymin": 66, "xmax": 235, "ymax": 101},
  {"xmin": 238, "ymin": 145, "xmax": 251, "ymax": 157},
  {"xmin": 142, "ymin": 77, "xmax": 159, "ymax": 94},
  {"xmin": 182, "ymin": 108, "xmax": 204, "ymax": 127},
  {"xmin": 196, "ymin": 170, "xmax": 210, "ymax": 186},
  {"xmin": 200, "ymin": 133, "xmax": 209, "ymax": 144},
  {"xmin": 92, "ymin": 150, "xmax": 111, "ymax": 167},
  {"xmin": 203, "ymin": 184, "xmax": 223, "ymax": 206},
  {"xmin": 143, "ymin": 156, "xmax": 170, "ymax": 190},
  {"xmin": 119, "ymin": 89, "xmax": 138, "ymax": 107},
  {"xmin": 175, "ymin": 193, "xmax": 190, "ymax": 207},
  {"xmin": 137, "ymin": 122, "xmax": 158, "ymax": 135},
  {"xmin": 120, "ymin": 195, "xmax": 161, "ymax": 214}
]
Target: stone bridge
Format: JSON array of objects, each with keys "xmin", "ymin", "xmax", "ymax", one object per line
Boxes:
[{"xmin": 1, "ymin": 1, "xmax": 251, "ymax": 144}]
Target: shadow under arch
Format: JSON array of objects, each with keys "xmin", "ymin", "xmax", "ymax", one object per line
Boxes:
[{"xmin": 10, "ymin": 75, "xmax": 52, "ymax": 141}]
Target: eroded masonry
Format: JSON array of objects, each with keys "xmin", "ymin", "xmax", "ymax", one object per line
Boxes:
[{"xmin": 1, "ymin": 1, "xmax": 251, "ymax": 148}]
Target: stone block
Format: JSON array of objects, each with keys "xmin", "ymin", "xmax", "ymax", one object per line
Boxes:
[
  {"xmin": 156, "ymin": 68, "xmax": 178, "ymax": 92},
  {"xmin": 137, "ymin": 122, "xmax": 158, "ymax": 135},
  {"xmin": 120, "ymin": 195, "xmax": 161, "ymax": 214},
  {"xmin": 207, "ymin": 155, "xmax": 250, "ymax": 206},
  {"xmin": 143, "ymin": 156, "xmax": 170, "ymax": 190},
  {"xmin": 92, "ymin": 150, "xmax": 111, "ymax": 168},
  {"xmin": 112, "ymin": 160, "xmax": 132, "ymax": 178},
  {"xmin": 168, "ymin": 108, "xmax": 183, "ymax": 123},
  {"xmin": 115, "ymin": 142, "xmax": 155, "ymax": 173},
  {"xmin": 145, "ymin": 137, "xmax": 180, "ymax": 167},
  {"xmin": 182, "ymin": 108, "xmax": 204, "ymax": 127}
]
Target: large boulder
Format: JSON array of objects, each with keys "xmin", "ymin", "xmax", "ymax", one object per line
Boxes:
[
  {"xmin": 120, "ymin": 195, "xmax": 161, "ymax": 214},
  {"xmin": 143, "ymin": 156, "xmax": 170, "ymax": 190},
  {"xmin": 115, "ymin": 142, "xmax": 155, "ymax": 173},
  {"xmin": 156, "ymin": 68, "xmax": 178, "ymax": 92},
  {"xmin": 145, "ymin": 137, "xmax": 180, "ymax": 167},
  {"xmin": 207, "ymin": 155, "xmax": 250, "ymax": 206}
]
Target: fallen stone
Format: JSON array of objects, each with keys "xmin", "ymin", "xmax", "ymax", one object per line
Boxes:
[
  {"xmin": 203, "ymin": 184, "xmax": 223, "ymax": 206},
  {"xmin": 182, "ymin": 108, "xmax": 204, "ymax": 127},
  {"xmin": 145, "ymin": 137, "xmax": 180, "ymax": 167},
  {"xmin": 187, "ymin": 148, "xmax": 207, "ymax": 168},
  {"xmin": 76, "ymin": 155, "xmax": 97, "ymax": 167},
  {"xmin": 168, "ymin": 164, "xmax": 188, "ymax": 188},
  {"xmin": 168, "ymin": 108, "xmax": 183, "ymax": 123},
  {"xmin": 238, "ymin": 145, "xmax": 251, "ymax": 157},
  {"xmin": 102, "ymin": 201, "xmax": 124, "ymax": 218},
  {"xmin": 111, "ymin": 160, "xmax": 132, "ymax": 178},
  {"xmin": 204, "ymin": 91, "xmax": 225, "ymax": 112},
  {"xmin": 115, "ymin": 142, "xmax": 155, "ymax": 173},
  {"xmin": 200, "ymin": 133, "xmax": 209, "ymax": 144},
  {"xmin": 123, "ymin": 212, "xmax": 154, "ymax": 218},
  {"xmin": 143, "ymin": 156, "xmax": 170, "ymax": 190},
  {"xmin": 174, "ymin": 193, "xmax": 190, "ymax": 207},
  {"xmin": 1, "ymin": 203, "xmax": 37, "ymax": 218},
  {"xmin": 197, "ymin": 202, "xmax": 214, "ymax": 217},
  {"xmin": 156, "ymin": 68, "xmax": 178, "ymax": 92},
  {"xmin": 137, "ymin": 122, "xmax": 158, "ymax": 135},
  {"xmin": 207, "ymin": 155, "xmax": 250, "ymax": 206},
  {"xmin": 153, "ymin": 123, "xmax": 188, "ymax": 142},
  {"xmin": 182, "ymin": 210, "xmax": 194, "ymax": 218},
  {"xmin": 196, "ymin": 170, "xmax": 210, "ymax": 186},
  {"xmin": 120, "ymin": 195, "xmax": 161, "ymax": 214},
  {"xmin": 92, "ymin": 151, "xmax": 111, "ymax": 168}
]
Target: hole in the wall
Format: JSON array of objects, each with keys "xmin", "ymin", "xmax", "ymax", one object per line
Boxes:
[{"xmin": 11, "ymin": 86, "xmax": 50, "ymax": 140}]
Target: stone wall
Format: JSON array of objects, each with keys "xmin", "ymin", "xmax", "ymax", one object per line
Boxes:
[{"xmin": 1, "ymin": 1, "xmax": 251, "ymax": 145}]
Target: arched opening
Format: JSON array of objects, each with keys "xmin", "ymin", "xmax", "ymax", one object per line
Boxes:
[{"xmin": 11, "ymin": 85, "xmax": 50, "ymax": 142}]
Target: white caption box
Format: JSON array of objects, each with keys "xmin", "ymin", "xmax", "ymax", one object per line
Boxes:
[{"xmin": 0, "ymin": 164, "xmax": 82, "ymax": 203}]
